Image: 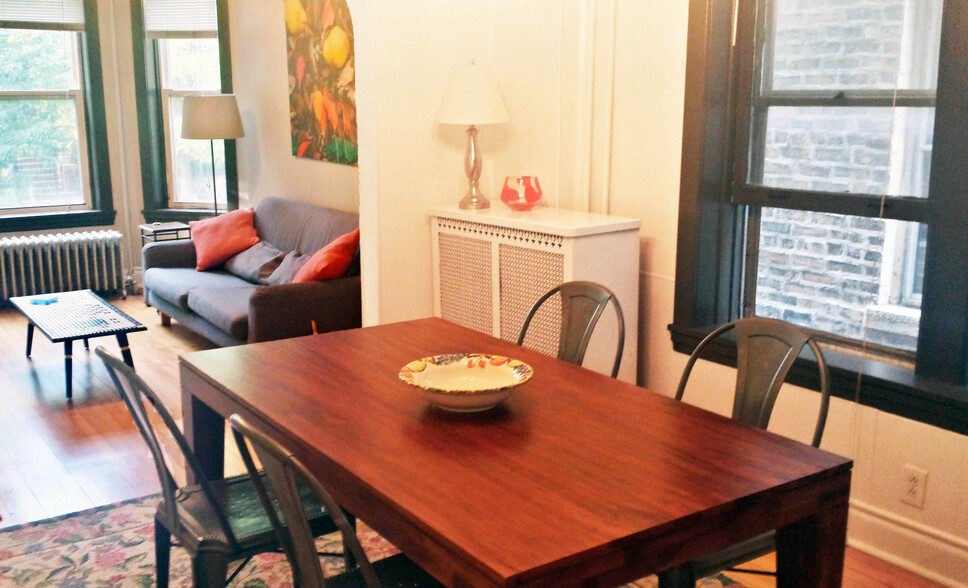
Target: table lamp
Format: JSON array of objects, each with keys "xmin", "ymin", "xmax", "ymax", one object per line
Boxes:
[
  {"xmin": 436, "ymin": 63, "xmax": 510, "ymax": 210},
  {"xmin": 181, "ymin": 94, "xmax": 244, "ymax": 215}
]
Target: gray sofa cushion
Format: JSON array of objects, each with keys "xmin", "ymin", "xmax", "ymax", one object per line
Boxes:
[
  {"xmin": 225, "ymin": 242, "xmax": 287, "ymax": 284},
  {"xmin": 144, "ymin": 268, "xmax": 249, "ymax": 309},
  {"xmin": 266, "ymin": 250, "xmax": 311, "ymax": 285},
  {"xmin": 254, "ymin": 197, "xmax": 359, "ymax": 256},
  {"xmin": 187, "ymin": 286, "xmax": 256, "ymax": 340}
]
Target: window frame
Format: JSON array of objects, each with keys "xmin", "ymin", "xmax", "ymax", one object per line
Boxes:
[
  {"xmin": 131, "ymin": 0, "xmax": 237, "ymax": 223},
  {"xmin": 671, "ymin": 0, "xmax": 968, "ymax": 435},
  {"xmin": 0, "ymin": 0, "xmax": 114, "ymax": 232}
]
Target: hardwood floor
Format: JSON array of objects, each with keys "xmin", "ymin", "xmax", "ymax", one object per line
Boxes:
[
  {"xmin": 0, "ymin": 296, "xmax": 222, "ymax": 527},
  {"xmin": 0, "ymin": 296, "xmax": 943, "ymax": 587}
]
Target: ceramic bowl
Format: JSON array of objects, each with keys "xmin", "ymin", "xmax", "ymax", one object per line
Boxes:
[{"xmin": 399, "ymin": 353, "xmax": 533, "ymax": 412}]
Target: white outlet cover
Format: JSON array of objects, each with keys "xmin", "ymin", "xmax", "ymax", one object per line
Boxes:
[{"xmin": 901, "ymin": 463, "xmax": 928, "ymax": 509}]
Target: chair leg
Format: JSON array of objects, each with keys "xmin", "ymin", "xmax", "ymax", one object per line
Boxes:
[
  {"xmin": 191, "ymin": 542, "xmax": 230, "ymax": 588},
  {"xmin": 657, "ymin": 563, "xmax": 696, "ymax": 588},
  {"xmin": 154, "ymin": 520, "xmax": 171, "ymax": 588},
  {"xmin": 343, "ymin": 511, "xmax": 357, "ymax": 570}
]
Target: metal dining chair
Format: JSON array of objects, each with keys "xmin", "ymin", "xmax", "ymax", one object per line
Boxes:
[
  {"xmin": 517, "ymin": 280, "xmax": 625, "ymax": 378},
  {"xmin": 95, "ymin": 347, "xmax": 344, "ymax": 588},
  {"xmin": 229, "ymin": 414, "xmax": 445, "ymax": 588},
  {"xmin": 657, "ymin": 316, "xmax": 831, "ymax": 587}
]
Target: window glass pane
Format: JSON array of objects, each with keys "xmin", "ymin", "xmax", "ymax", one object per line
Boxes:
[
  {"xmin": 755, "ymin": 208, "xmax": 924, "ymax": 352},
  {"xmin": 0, "ymin": 29, "xmax": 77, "ymax": 91},
  {"xmin": 168, "ymin": 95, "xmax": 225, "ymax": 205},
  {"xmin": 161, "ymin": 37, "xmax": 220, "ymax": 91},
  {"xmin": 769, "ymin": 0, "xmax": 943, "ymax": 91},
  {"xmin": 0, "ymin": 99, "xmax": 84, "ymax": 208},
  {"xmin": 757, "ymin": 106, "xmax": 933, "ymax": 198}
]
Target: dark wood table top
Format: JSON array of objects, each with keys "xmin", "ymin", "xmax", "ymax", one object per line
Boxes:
[{"xmin": 180, "ymin": 317, "xmax": 852, "ymax": 587}]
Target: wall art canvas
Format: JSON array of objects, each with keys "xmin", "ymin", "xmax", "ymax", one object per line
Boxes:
[{"xmin": 285, "ymin": 0, "xmax": 357, "ymax": 165}]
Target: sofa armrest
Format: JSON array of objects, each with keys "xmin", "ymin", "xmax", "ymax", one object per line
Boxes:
[
  {"xmin": 248, "ymin": 276, "xmax": 362, "ymax": 343},
  {"xmin": 142, "ymin": 240, "xmax": 197, "ymax": 304},
  {"xmin": 142, "ymin": 240, "xmax": 197, "ymax": 270}
]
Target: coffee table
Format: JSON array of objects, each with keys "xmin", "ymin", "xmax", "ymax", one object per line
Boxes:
[{"xmin": 11, "ymin": 289, "xmax": 147, "ymax": 399}]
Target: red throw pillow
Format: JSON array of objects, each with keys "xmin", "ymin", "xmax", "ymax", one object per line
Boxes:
[
  {"xmin": 189, "ymin": 208, "xmax": 261, "ymax": 271},
  {"xmin": 293, "ymin": 229, "xmax": 360, "ymax": 283}
]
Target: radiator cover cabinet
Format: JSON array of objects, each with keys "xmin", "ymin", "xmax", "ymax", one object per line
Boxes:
[{"xmin": 430, "ymin": 206, "xmax": 640, "ymax": 383}]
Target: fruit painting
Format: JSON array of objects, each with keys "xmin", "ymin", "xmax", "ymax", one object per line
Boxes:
[{"xmin": 285, "ymin": 0, "xmax": 357, "ymax": 165}]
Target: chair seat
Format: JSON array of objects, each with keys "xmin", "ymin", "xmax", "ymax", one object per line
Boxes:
[
  {"xmin": 162, "ymin": 474, "xmax": 340, "ymax": 553},
  {"xmin": 327, "ymin": 553, "xmax": 445, "ymax": 588}
]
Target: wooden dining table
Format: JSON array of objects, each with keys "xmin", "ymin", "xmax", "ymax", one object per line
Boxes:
[{"xmin": 179, "ymin": 317, "xmax": 852, "ymax": 587}]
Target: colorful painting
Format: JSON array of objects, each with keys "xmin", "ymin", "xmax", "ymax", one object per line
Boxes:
[{"xmin": 285, "ymin": 0, "xmax": 357, "ymax": 165}]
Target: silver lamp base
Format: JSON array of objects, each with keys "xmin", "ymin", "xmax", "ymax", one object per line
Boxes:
[
  {"xmin": 459, "ymin": 190, "xmax": 490, "ymax": 210},
  {"xmin": 459, "ymin": 125, "xmax": 490, "ymax": 210}
]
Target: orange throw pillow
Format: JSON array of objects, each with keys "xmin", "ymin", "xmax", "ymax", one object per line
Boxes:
[
  {"xmin": 293, "ymin": 229, "xmax": 360, "ymax": 283},
  {"xmin": 189, "ymin": 208, "xmax": 261, "ymax": 271}
]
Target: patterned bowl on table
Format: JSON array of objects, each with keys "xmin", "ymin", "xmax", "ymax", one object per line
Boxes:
[{"xmin": 399, "ymin": 353, "xmax": 533, "ymax": 413}]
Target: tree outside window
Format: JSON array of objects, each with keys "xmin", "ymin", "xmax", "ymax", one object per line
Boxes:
[{"xmin": 0, "ymin": 28, "xmax": 89, "ymax": 212}]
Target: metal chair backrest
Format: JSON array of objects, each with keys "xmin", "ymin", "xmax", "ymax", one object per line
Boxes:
[
  {"xmin": 229, "ymin": 414, "xmax": 379, "ymax": 588},
  {"xmin": 517, "ymin": 281, "xmax": 625, "ymax": 378},
  {"xmin": 675, "ymin": 317, "xmax": 831, "ymax": 447},
  {"xmin": 95, "ymin": 347, "xmax": 241, "ymax": 548}
]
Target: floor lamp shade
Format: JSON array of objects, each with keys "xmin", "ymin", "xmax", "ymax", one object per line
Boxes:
[
  {"xmin": 181, "ymin": 94, "xmax": 244, "ymax": 215},
  {"xmin": 181, "ymin": 94, "xmax": 245, "ymax": 140}
]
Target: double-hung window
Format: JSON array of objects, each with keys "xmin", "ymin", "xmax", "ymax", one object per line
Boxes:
[
  {"xmin": 673, "ymin": 0, "xmax": 968, "ymax": 433},
  {"xmin": 0, "ymin": 0, "xmax": 113, "ymax": 230},
  {"xmin": 133, "ymin": 0, "xmax": 236, "ymax": 221}
]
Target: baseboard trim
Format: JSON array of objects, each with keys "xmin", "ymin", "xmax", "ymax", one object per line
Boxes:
[{"xmin": 849, "ymin": 499, "xmax": 968, "ymax": 587}]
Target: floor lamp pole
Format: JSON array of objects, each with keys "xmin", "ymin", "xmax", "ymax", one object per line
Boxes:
[{"xmin": 209, "ymin": 139, "xmax": 218, "ymax": 215}]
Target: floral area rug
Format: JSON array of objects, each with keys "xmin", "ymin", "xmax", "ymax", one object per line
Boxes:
[{"xmin": 0, "ymin": 495, "xmax": 742, "ymax": 587}]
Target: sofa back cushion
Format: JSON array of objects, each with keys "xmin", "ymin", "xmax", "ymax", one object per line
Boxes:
[
  {"xmin": 224, "ymin": 241, "xmax": 287, "ymax": 284},
  {"xmin": 254, "ymin": 197, "xmax": 359, "ymax": 257}
]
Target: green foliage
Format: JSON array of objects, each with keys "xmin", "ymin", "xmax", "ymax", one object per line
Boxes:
[
  {"xmin": 0, "ymin": 29, "xmax": 84, "ymax": 205},
  {"xmin": 0, "ymin": 29, "xmax": 75, "ymax": 91}
]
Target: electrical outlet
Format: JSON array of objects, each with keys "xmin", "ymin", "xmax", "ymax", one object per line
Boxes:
[{"xmin": 901, "ymin": 464, "xmax": 928, "ymax": 509}]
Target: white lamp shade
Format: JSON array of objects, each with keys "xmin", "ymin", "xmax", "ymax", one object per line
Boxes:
[
  {"xmin": 436, "ymin": 63, "xmax": 510, "ymax": 126},
  {"xmin": 181, "ymin": 94, "xmax": 245, "ymax": 140}
]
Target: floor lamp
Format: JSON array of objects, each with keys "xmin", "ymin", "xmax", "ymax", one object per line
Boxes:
[{"xmin": 181, "ymin": 94, "xmax": 244, "ymax": 215}]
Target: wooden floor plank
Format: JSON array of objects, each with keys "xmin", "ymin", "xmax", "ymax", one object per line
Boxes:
[{"xmin": 0, "ymin": 297, "xmax": 944, "ymax": 587}]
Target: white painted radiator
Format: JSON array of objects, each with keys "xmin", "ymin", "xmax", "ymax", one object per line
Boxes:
[{"xmin": 0, "ymin": 231, "xmax": 124, "ymax": 300}]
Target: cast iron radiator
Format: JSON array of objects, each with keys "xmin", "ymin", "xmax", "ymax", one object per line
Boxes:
[{"xmin": 0, "ymin": 231, "xmax": 124, "ymax": 301}]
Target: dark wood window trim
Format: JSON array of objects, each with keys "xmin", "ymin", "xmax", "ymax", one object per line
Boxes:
[
  {"xmin": 672, "ymin": 0, "xmax": 968, "ymax": 435},
  {"xmin": 131, "ymin": 0, "xmax": 238, "ymax": 224},
  {"xmin": 0, "ymin": 0, "xmax": 116, "ymax": 233}
]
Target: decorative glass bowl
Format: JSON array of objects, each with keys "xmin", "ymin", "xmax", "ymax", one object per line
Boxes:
[{"xmin": 500, "ymin": 176, "xmax": 542, "ymax": 211}]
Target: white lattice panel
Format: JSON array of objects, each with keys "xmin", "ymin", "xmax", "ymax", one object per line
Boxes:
[
  {"xmin": 431, "ymin": 206, "xmax": 640, "ymax": 382},
  {"xmin": 437, "ymin": 233, "xmax": 492, "ymax": 335},
  {"xmin": 499, "ymin": 244, "xmax": 564, "ymax": 357}
]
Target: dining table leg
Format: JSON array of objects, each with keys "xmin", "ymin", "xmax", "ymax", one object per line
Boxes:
[
  {"xmin": 181, "ymin": 390, "xmax": 224, "ymax": 484},
  {"xmin": 775, "ymin": 500, "xmax": 848, "ymax": 587}
]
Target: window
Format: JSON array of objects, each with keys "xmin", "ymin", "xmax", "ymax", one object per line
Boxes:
[
  {"xmin": 0, "ymin": 0, "xmax": 114, "ymax": 231},
  {"xmin": 672, "ymin": 0, "xmax": 968, "ymax": 434},
  {"xmin": 132, "ymin": 0, "xmax": 236, "ymax": 221},
  {"xmin": 740, "ymin": 0, "xmax": 941, "ymax": 354},
  {"xmin": 159, "ymin": 37, "xmax": 225, "ymax": 208}
]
